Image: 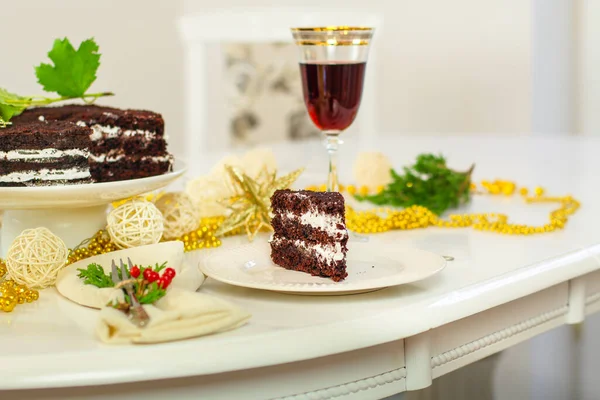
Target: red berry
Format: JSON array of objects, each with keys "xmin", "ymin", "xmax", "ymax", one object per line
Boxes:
[
  {"xmin": 149, "ymin": 271, "xmax": 160, "ymax": 283},
  {"xmin": 163, "ymin": 268, "xmax": 176, "ymax": 279},
  {"xmin": 130, "ymin": 266, "xmax": 140, "ymax": 278},
  {"xmin": 143, "ymin": 269, "xmax": 153, "ymax": 281},
  {"xmin": 144, "ymin": 270, "xmax": 159, "ymax": 283},
  {"xmin": 157, "ymin": 276, "xmax": 171, "ymax": 289}
]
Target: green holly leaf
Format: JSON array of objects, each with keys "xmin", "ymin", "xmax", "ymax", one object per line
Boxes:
[
  {"xmin": 0, "ymin": 87, "xmax": 30, "ymax": 125},
  {"xmin": 35, "ymin": 38, "xmax": 101, "ymax": 97},
  {"xmin": 355, "ymin": 153, "xmax": 475, "ymax": 215}
]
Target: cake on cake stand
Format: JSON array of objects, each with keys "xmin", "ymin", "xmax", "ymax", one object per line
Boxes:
[{"xmin": 0, "ymin": 160, "xmax": 186, "ymax": 256}]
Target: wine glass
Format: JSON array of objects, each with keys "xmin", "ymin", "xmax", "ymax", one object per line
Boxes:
[{"xmin": 291, "ymin": 26, "xmax": 374, "ymax": 192}]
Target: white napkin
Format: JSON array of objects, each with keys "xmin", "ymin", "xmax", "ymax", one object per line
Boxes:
[
  {"xmin": 97, "ymin": 288, "xmax": 251, "ymax": 344},
  {"xmin": 56, "ymin": 241, "xmax": 205, "ymax": 309}
]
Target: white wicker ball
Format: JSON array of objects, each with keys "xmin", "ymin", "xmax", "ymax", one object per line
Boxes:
[
  {"xmin": 353, "ymin": 151, "xmax": 394, "ymax": 190},
  {"xmin": 6, "ymin": 227, "xmax": 68, "ymax": 289},
  {"xmin": 107, "ymin": 199, "xmax": 164, "ymax": 249},
  {"xmin": 154, "ymin": 192, "xmax": 200, "ymax": 239}
]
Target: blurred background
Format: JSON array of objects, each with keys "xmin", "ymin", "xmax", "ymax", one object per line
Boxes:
[
  {"xmin": 1, "ymin": 0, "xmax": 598, "ymax": 160},
  {"xmin": 1, "ymin": 1, "xmax": 599, "ymax": 399}
]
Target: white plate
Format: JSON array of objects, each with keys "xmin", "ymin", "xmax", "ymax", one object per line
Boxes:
[
  {"xmin": 200, "ymin": 239, "xmax": 447, "ymax": 295},
  {"xmin": 0, "ymin": 159, "xmax": 187, "ymax": 209}
]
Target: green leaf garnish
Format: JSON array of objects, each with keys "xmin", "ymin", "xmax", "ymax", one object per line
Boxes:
[
  {"xmin": 35, "ymin": 38, "xmax": 101, "ymax": 98},
  {"xmin": 137, "ymin": 282, "xmax": 166, "ymax": 304},
  {"xmin": 355, "ymin": 153, "xmax": 474, "ymax": 215},
  {"xmin": 0, "ymin": 37, "xmax": 113, "ymax": 127},
  {"xmin": 77, "ymin": 260, "xmax": 170, "ymax": 311},
  {"xmin": 77, "ymin": 262, "xmax": 114, "ymax": 288},
  {"xmin": 0, "ymin": 88, "xmax": 30, "ymax": 126},
  {"xmin": 154, "ymin": 261, "xmax": 168, "ymax": 273}
]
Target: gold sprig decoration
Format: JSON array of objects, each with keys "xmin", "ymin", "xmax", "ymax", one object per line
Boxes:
[{"xmin": 215, "ymin": 165, "xmax": 304, "ymax": 240}]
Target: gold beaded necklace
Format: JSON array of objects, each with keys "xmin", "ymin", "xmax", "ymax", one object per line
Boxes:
[
  {"xmin": 306, "ymin": 180, "xmax": 580, "ymax": 235},
  {"xmin": 0, "ymin": 261, "xmax": 40, "ymax": 312}
]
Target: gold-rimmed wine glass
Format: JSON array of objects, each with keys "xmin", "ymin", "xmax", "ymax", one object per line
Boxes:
[{"xmin": 291, "ymin": 26, "xmax": 375, "ymax": 192}]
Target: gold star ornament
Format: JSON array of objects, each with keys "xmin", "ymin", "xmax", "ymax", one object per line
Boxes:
[{"xmin": 214, "ymin": 165, "xmax": 304, "ymax": 240}]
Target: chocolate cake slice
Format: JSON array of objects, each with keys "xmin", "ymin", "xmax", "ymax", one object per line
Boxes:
[
  {"xmin": 13, "ymin": 105, "xmax": 173, "ymax": 182},
  {"xmin": 270, "ymin": 189, "xmax": 349, "ymax": 281},
  {"xmin": 0, "ymin": 121, "xmax": 92, "ymax": 186}
]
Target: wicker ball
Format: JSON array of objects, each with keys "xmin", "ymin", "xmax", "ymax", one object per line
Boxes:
[
  {"xmin": 154, "ymin": 192, "xmax": 200, "ymax": 239},
  {"xmin": 107, "ymin": 200, "xmax": 164, "ymax": 249},
  {"xmin": 353, "ymin": 151, "xmax": 394, "ymax": 190},
  {"xmin": 6, "ymin": 227, "xmax": 68, "ymax": 289}
]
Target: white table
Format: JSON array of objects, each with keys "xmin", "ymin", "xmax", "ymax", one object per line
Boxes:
[{"xmin": 2, "ymin": 136, "xmax": 600, "ymax": 400}]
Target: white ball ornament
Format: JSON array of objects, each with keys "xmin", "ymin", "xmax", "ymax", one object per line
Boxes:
[
  {"xmin": 6, "ymin": 227, "xmax": 68, "ymax": 289},
  {"xmin": 154, "ymin": 192, "xmax": 200, "ymax": 240},
  {"xmin": 107, "ymin": 199, "xmax": 164, "ymax": 249},
  {"xmin": 353, "ymin": 151, "xmax": 394, "ymax": 190}
]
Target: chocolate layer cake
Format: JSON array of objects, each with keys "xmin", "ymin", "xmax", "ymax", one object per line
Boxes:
[
  {"xmin": 0, "ymin": 121, "xmax": 92, "ymax": 186},
  {"xmin": 13, "ymin": 105, "xmax": 173, "ymax": 182},
  {"xmin": 270, "ymin": 190, "xmax": 349, "ymax": 281}
]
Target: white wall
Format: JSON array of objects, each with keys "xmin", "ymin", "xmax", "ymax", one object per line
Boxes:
[
  {"xmin": 579, "ymin": 0, "xmax": 600, "ymax": 136},
  {"xmin": 532, "ymin": 0, "xmax": 575, "ymax": 135}
]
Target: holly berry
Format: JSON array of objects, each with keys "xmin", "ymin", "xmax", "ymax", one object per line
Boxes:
[
  {"xmin": 143, "ymin": 269, "xmax": 159, "ymax": 283},
  {"xmin": 163, "ymin": 268, "xmax": 176, "ymax": 279},
  {"xmin": 157, "ymin": 276, "xmax": 171, "ymax": 289},
  {"xmin": 143, "ymin": 269, "xmax": 153, "ymax": 281},
  {"xmin": 130, "ymin": 266, "xmax": 140, "ymax": 278}
]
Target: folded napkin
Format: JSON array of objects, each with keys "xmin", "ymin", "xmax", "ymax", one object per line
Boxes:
[
  {"xmin": 56, "ymin": 241, "xmax": 205, "ymax": 309},
  {"xmin": 97, "ymin": 288, "xmax": 251, "ymax": 344}
]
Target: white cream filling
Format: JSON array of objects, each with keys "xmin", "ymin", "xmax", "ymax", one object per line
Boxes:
[
  {"xmin": 0, "ymin": 167, "xmax": 90, "ymax": 182},
  {"xmin": 300, "ymin": 209, "xmax": 346, "ymax": 236},
  {"xmin": 271, "ymin": 237, "xmax": 345, "ymax": 264},
  {"xmin": 0, "ymin": 148, "xmax": 89, "ymax": 160},
  {"xmin": 88, "ymin": 124, "xmax": 158, "ymax": 141},
  {"xmin": 89, "ymin": 154, "xmax": 173, "ymax": 163},
  {"xmin": 276, "ymin": 208, "xmax": 347, "ymax": 238}
]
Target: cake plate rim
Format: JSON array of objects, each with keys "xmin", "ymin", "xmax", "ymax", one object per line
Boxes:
[
  {"xmin": 0, "ymin": 159, "xmax": 187, "ymax": 256},
  {"xmin": 0, "ymin": 158, "xmax": 187, "ymax": 209}
]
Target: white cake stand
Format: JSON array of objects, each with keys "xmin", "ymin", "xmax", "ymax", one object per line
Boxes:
[{"xmin": 0, "ymin": 160, "xmax": 187, "ymax": 256}]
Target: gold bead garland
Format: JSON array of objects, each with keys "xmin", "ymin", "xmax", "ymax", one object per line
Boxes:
[
  {"xmin": 174, "ymin": 216, "xmax": 226, "ymax": 252},
  {"xmin": 307, "ymin": 179, "xmax": 581, "ymax": 235},
  {"xmin": 0, "ymin": 260, "xmax": 40, "ymax": 312},
  {"xmin": 66, "ymin": 217, "xmax": 232, "ymax": 265},
  {"xmin": 67, "ymin": 230, "xmax": 119, "ymax": 265}
]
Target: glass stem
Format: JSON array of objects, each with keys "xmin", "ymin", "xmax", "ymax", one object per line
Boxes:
[{"xmin": 324, "ymin": 131, "xmax": 341, "ymax": 192}]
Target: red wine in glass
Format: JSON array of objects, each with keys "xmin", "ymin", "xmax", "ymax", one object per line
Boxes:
[{"xmin": 299, "ymin": 62, "xmax": 367, "ymax": 131}]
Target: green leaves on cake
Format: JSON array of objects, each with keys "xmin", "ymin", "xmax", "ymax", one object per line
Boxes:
[
  {"xmin": 0, "ymin": 37, "xmax": 114, "ymax": 128},
  {"xmin": 0, "ymin": 89, "xmax": 30, "ymax": 128},
  {"xmin": 355, "ymin": 154, "xmax": 475, "ymax": 215},
  {"xmin": 35, "ymin": 38, "xmax": 102, "ymax": 98}
]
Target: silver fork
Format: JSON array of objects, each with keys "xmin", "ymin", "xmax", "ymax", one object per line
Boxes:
[{"xmin": 111, "ymin": 259, "xmax": 150, "ymax": 328}]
